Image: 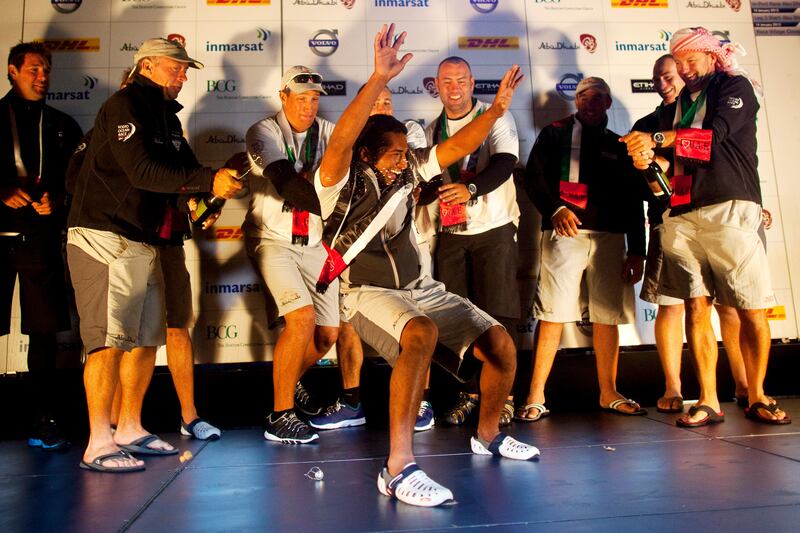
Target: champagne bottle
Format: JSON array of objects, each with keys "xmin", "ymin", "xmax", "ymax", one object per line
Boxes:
[
  {"xmin": 189, "ymin": 194, "xmax": 226, "ymax": 227},
  {"xmin": 641, "ymin": 162, "xmax": 672, "ymax": 200}
]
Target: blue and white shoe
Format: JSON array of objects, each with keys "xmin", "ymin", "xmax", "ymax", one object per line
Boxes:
[
  {"xmin": 471, "ymin": 432, "xmax": 540, "ymax": 461},
  {"xmin": 414, "ymin": 401, "xmax": 435, "ymax": 432},
  {"xmin": 181, "ymin": 418, "xmax": 221, "ymax": 441},
  {"xmin": 309, "ymin": 399, "xmax": 366, "ymax": 430}
]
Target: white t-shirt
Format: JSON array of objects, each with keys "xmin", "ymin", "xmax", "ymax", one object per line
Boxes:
[
  {"xmin": 423, "ymin": 99, "xmax": 520, "ymax": 235},
  {"xmin": 244, "ymin": 110, "xmax": 335, "ymax": 245}
]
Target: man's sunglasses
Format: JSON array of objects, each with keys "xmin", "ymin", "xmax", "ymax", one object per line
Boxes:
[{"xmin": 292, "ymin": 73, "xmax": 322, "ymax": 84}]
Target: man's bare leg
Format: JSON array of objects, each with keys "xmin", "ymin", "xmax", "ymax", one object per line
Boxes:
[
  {"xmin": 474, "ymin": 326, "xmax": 516, "ymax": 442},
  {"xmin": 83, "ymin": 347, "xmax": 143, "ymax": 468},
  {"xmin": 738, "ymin": 308, "xmax": 788, "ymax": 421},
  {"xmin": 114, "ymin": 347, "xmax": 174, "ymax": 451},
  {"xmin": 337, "ymin": 321, "xmax": 363, "ymax": 390},
  {"xmin": 655, "ymin": 304, "xmax": 684, "ymax": 410},
  {"xmin": 519, "ymin": 320, "xmax": 562, "ymax": 419},
  {"xmin": 166, "ymin": 328, "xmax": 199, "ymax": 424},
  {"xmin": 386, "ymin": 317, "xmax": 436, "ymax": 476},
  {"xmin": 273, "ymin": 305, "xmax": 317, "ymax": 411},
  {"xmin": 595, "ymin": 323, "xmax": 640, "ymax": 413},
  {"xmin": 682, "ymin": 296, "xmax": 721, "ymax": 422},
  {"xmin": 302, "ymin": 325, "xmax": 338, "ymax": 373},
  {"xmin": 716, "ymin": 304, "xmax": 749, "ymax": 399}
]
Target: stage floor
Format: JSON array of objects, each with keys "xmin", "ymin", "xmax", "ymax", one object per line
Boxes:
[{"xmin": 2, "ymin": 398, "xmax": 799, "ymax": 532}]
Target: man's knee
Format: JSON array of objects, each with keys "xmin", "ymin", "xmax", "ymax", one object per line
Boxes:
[
  {"xmin": 284, "ymin": 305, "xmax": 316, "ymax": 330},
  {"xmin": 314, "ymin": 325, "xmax": 338, "ymax": 354},
  {"xmin": 736, "ymin": 308, "xmax": 768, "ymax": 330},
  {"xmin": 475, "ymin": 325, "xmax": 516, "ymax": 374},
  {"xmin": 400, "ymin": 316, "xmax": 438, "ymax": 358},
  {"xmin": 685, "ymin": 297, "xmax": 712, "ymax": 324}
]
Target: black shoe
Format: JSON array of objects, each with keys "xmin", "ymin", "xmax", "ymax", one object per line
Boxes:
[
  {"xmin": 28, "ymin": 417, "xmax": 69, "ymax": 451},
  {"xmin": 442, "ymin": 392, "xmax": 479, "ymax": 426},
  {"xmin": 294, "ymin": 382, "xmax": 323, "ymax": 417},
  {"xmin": 264, "ymin": 411, "xmax": 319, "ymax": 444}
]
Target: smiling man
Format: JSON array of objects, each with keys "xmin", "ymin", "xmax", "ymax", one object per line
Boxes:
[{"xmin": 1, "ymin": 42, "xmax": 82, "ymax": 451}]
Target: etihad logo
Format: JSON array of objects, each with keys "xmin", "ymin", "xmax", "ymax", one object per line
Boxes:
[
  {"xmin": 206, "ymin": 28, "xmax": 270, "ymax": 52},
  {"xmin": 207, "ymin": 0, "xmax": 272, "ymax": 4},
  {"xmin": 47, "ymin": 75, "xmax": 99, "ymax": 101},
  {"xmin": 321, "ymin": 81, "xmax": 347, "ymax": 96},
  {"xmin": 205, "ymin": 282, "xmax": 262, "ymax": 294},
  {"xmin": 458, "ymin": 36, "xmax": 519, "ymax": 49},
  {"xmin": 51, "ymin": 0, "xmax": 82, "ymax": 14},
  {"xmin": 615, "ymin": 30, "xmax": 671, "ymax": 52},
  {"xmin": 470, "ymin": 0, "xmax": 499, "ymax": 12},
  {"xmin": 474, "ymin": 79, "xmax": 501, "ymax": 95},
  {"xmin": 309, "ymin": 29, "xmax": 339, "ymax": 57},
  {"xmin": 423, "ymin": 77, "xmax": 438, "ymax": 98},
  {"xmin": 374, "ymin": 0, "xmax": 430, "ymax": 6},
  {"xmin": 611, "ymin": 0, "xmax": 668, "ymax": 6},
  {"xmin": 210, "ymin": 226, "xmax": 244, "ymax": 240},
  {"xmin": 556, "ymin": 72, "xmax": 583, "ymax": 101},
  {"xmin": 630, "ymin": 79, "xmax": 656, "ymax": 93},
  {"xmin": 34, "ymin": 38, "xmax": 100, "ymax": 52}
]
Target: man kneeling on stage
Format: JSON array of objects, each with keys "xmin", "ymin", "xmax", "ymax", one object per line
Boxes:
[{"xmin": 314, "ymin": 24, "xmax": 539, "ymax": 508}]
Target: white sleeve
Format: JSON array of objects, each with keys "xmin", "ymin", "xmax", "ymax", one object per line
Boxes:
[
  {"xmin": 245, "ymin": 119, "xmax": 288, "ymax": 176},
  {"xmin": 314, "ymin": 167, "xmax": 349, "ymax": 220},
  {"xmin": 404, "ymin": 120, "xmax": 428, "ymax": 149},
  {"xmin": 412, "ymin": 146, "xmax": 443, "ymax": 182},
  {"xmin": 487, "ymin": 110, "xmax": 519, "ymax": 159}
]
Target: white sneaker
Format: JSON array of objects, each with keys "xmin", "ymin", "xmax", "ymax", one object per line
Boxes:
[
  {"xmin": 181, "ymin": 418, "xmax": 221, "ymax": 441},
  {"xmin": 377, "ymin": 462, "xmax": 454, "ymax": 507},
  {"xmin": 471, "ymin": 433, "xmax": 540, "ymax": 460}
]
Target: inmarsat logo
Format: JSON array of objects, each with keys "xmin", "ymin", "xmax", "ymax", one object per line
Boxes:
[
  {"xmin": 51, "ymin": 0, "xmax": 82, "ymax": 14},
  {"xmin": 309, "ymin": 29, "xmax": 339, "ymax": 57},
  {"xmin": 47, "ymin": 75, "xmax": 99, "ymax": 101},
  {"xmin": 423, "ymin": 77, "xmax": 438, "ymax": 98},
  {"xmin": 614, "ymin": 30, "xmax": 671, "ymax": 52},
  {"xmin": 470, "ymin": 0, "xmax": 499, "ymax": 13},
  {"xmin": 556, "ymin": 72, "xmax": 583, "ymax": 100},
  {"xmin": 206, "ymin": 28, "xmax": 270, "ymax": 52}
]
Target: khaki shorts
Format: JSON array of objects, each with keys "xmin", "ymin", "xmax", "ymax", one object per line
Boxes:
[
  {"xmin": 341, "ymin": 275, "xmax": 499, "ymax": 380},
  {"xmin": 67, "ymin": 228, "xmax": 165, "ymax": 353},
  {"xmin": 246, "ymin": 238, "xmax": 339, "ymax": 327},
  {"xmin": 533, "ymin": 230, "xmax": 635, "ymax": 325},
  {"xmin": 640, "ymin": 225, "xmax": 683, "ymax": 306},
  {"xmin": 158, "ymin": 245, "xmax": 194, "ymax": 329},
  {"xmin": 660, "ymin": 200, "xmax": 775, "ymax": 309}
]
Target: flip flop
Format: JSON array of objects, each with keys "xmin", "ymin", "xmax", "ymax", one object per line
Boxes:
[
  {"xmin": 745, "ymin": 401, "xmax": 791, "ymax": 425},
  {"xmin": 657, "ymin": 396, "xmax": 684, "ymax": 414},
  {"xmin": 601, "ymin": 398, "xmax": 647, "ymax": 416},
  {"xmin": 79, "ymin": 450, "xmax": 145, "ymax": 473},
  {"xmin": 119, "ymin": 434, "xmax": 179, "ymax": 456},
  {"xmin": 676, "ymin": 405, "xmax": 724, "ymax": 427},
  {"xmin": 513, "ymin": 403, "xmax": 550, "ymax": 423}
]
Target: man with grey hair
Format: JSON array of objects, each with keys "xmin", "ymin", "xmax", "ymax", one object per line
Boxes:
[
  {"xmin": 67, "ymin": 38, "xmax": 242, "ymax": 472},
  {"xmin": 519, "ymin": 76, "xmax": 646, "ymax": 421}
]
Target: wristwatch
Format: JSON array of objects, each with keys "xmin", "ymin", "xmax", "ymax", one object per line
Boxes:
[
  {"xmin": 651, "ymin": 131, "xmax": 665, "ymax": 148},
  {"xmin": 467, "ymin": 183, "xmax": 477, "ymax": 199}
]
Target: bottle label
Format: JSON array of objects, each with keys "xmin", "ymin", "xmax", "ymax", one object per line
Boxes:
[
  {"xmin": 670, "ymin": 175, "xmax": 692, "ymax": 207},
  {"xmin": 559, "ymin": 181, "xmax": 588, "ymax": 211}
]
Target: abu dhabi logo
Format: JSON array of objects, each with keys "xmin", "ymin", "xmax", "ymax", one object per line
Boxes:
[
  {"xmin": 309, "ymin": 29, "xmax": 339, "ymax": 57},
  {"xmin": 580, "ymin": 34, "xmax": 598, "ymax": 53},
  {"xmin": 51, "ymin": 0, "xmax": 82, "ymax": 14},
  {"xmin": 630, "ymin": 79, "xmax": 656, "ymax": 93},
  {"xmin": 321, "ymin": 81, "xmax": 347, "ymax": 96},
  {"xmin": 423, "ymin": 77, "xmax": 438, "ymax": 98},
  {"xmin": 556, "ymin": 72, "xmax": 583, "ymax": 100},
  {"xmin": 47, "ymin": 75, "xmax": 99, "ymax": 101},
  {"xmin": 389, "ymin": 84, "xmax": 424, "ymax": 95},
  {"xmin": 470, "ymin": 0, "xmax": 499, "ymax": 12},
  {"xmin": 614, "ymin": 30, "xmax": 671, "ymax": 52},
  {"xmin": 206, "ymin": 28, "xmax": 270, "ymax": 52}
]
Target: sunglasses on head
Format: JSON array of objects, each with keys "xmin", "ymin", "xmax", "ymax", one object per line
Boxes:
[{"xmin": 292, "ymin": 73, "xmax": 322, "ymax": 84}]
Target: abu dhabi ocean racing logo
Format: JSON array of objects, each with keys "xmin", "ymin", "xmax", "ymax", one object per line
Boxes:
[
  {"xmin": 167, "ymin": 34, "xmax": 187, "ymax": 48},
  {"xmin": 580, "ymin": 34, "xmax": 597, "ymax": 53},
  {"xmin": 423, "ymin": 77, "xmax": 439, "ymax": 98},
  {"xmin": 556, "ymin": 72, "xmax": 583, "ymax": 100},
  {"xmin": 309, "ymin": 29, "xmax": 339, "ymax": 57}
]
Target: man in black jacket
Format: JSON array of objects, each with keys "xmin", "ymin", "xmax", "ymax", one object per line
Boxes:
[
  {"xmin": 622, "ymin": 27, "xmax": 790, "ymax": 426},
  {"xmin": 67, "ymin": 38, "xmax": 241, "ymax": 472},
  {"xmin": 519, "ymin": 77, "xmax": 647, "ymax": 422},
  {"xmin": 0, "ymin": 42, "xmax": 82, "ymax": 450}
]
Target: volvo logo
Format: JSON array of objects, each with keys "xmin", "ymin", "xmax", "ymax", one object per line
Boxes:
[{"xmin": 309, "ymin": 29, "xmax": 339, "ymax": 57}]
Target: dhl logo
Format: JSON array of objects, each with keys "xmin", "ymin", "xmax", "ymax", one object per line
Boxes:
[
  {"xmin": 766, "ymin": 305, "xmax": 786, "ymax": 320},
  {"xmin": 210, "ymin": 227, "xmax": 244, "ymax": 240},
  {"xmin": 458, "ymin": 37, "xmax": 519, "ymax": 49},
  {"xmin": 34, "ymin": 38, "xmax": 100, "ymax": 52},
  {"xmin": 207, "ymin": 0, "xmax": 271, "ymax": 4},
  {"xmin": 611, "ymin": 0, "xmax": 668, "ymax": 6}
]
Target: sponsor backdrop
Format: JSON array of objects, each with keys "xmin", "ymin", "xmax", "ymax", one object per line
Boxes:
[{"xmin": 0, "ymin": 0, "xmax": 796, "ymax": 369}]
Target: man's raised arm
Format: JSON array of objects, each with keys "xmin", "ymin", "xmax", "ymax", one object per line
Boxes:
[{"xmin": 318, "ymin": 23, "xmax": 412, "ymax": 187}]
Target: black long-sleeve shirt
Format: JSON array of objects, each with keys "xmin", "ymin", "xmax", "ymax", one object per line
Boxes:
[{"xmin": 525, "ymin": 115, "xmax": 646, "ymax": 256}]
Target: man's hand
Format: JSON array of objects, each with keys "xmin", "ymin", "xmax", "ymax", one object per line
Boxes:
[
  {"xmin": 1, "ymin": 186, "xmax": 32, "ymax": 209},
  {"xmin": 223, "ymin": 151, "xmax": 252, "ymax": 178},
  {"xmin": 621, "ymin": 255, "xmax": 645, "ymax": 285},
  {"xmin": 373, "ymin": 23, "xmax": 413, "ymax": 82},
  {"xmin": 31, "ymin": 192, "xmax": 53, "ymax": 216},
  {"xmin": 488, "ymin": 65, "xmax": 524, "ymax": 118},
  {"xmin": 552, "ymin": 207, "xmax": 581, "ymax": 237},
  {"xmin": 211, "ymin": 168, "xmax": 243, "ymax": 199},
  {"xmin": 438, "ymin": 183, "xmax": 470, "ymax": 205},
  {"xmin": 620, "ymin": 131, "xmax": 656, "ymax": 170}
]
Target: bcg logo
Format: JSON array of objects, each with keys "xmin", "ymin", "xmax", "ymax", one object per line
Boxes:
[
  {"xmin": 208, "ymin": 79, "xmax": 237, "ymax": 92},
  {"xmin": 207, "ymin": 325, "xmax": 238, "ymax": 339}
]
